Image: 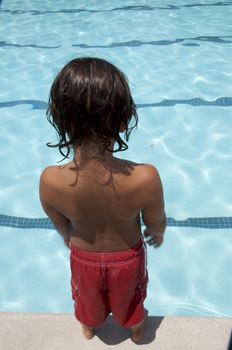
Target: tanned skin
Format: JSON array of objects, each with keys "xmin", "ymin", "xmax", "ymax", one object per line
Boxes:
[
  {"xmin": 39, "ymin": 139, "xmax": 166, "ymax": 341},
  {"xmin": 40, "ymin": 141, "xmax": 166, "ymax": 252}
]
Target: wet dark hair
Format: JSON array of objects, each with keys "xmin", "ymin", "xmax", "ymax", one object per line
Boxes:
[{"xmin": 46, "ymin": 57, "xmax": 138, "ymax": 160}]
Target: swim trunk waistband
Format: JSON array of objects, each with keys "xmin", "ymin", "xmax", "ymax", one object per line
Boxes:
[{"xmin": 70, "ymin": 238, "xmax": 145, "ymax": 265}]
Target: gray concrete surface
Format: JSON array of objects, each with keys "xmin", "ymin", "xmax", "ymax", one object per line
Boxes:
[{"xmin": 0, "ymin": 312, "xmax": 231, "ymax": 350}]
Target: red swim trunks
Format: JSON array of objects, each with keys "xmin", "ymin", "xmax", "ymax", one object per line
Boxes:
[{"xmin": 70, "ymin": 238, "xmax": 148, "ymax": 328}]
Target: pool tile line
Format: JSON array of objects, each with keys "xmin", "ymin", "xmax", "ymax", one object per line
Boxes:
[
  {"xmin": 0, "ymin": 97, "xmax": 232, "ymax": 111},
  {"xmin": 1, "ymin": 35, "xmax": 232, "ymax": 50},
  {"xmin": 71, "ymin": 36, "xmax": 232, "ymax": 48},
  {"xmin": 1, "ymin": 2, "xmax": 232, "ymax": 15},
  {"xmin": 0, "ymin": 214, "xmax": 231, "ymax": 230}
]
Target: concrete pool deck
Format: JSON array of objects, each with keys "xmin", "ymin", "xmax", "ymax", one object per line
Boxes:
[{"xmin": 0, "ymin": 313, "xmax": 231, "ymax": 350}]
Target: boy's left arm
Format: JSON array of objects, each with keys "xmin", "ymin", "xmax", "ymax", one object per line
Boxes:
[{"xmin": 39, "ymin": 168, "xmax": 71, "ymax": 247}]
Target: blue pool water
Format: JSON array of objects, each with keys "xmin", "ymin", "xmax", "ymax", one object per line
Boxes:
[{"xmin": 0, "ymin": 0, "xmax": 232, "ymax": 317}]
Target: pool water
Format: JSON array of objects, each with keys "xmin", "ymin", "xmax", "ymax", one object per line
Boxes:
[{"xmin": 0, "ymin": 0, "xmax": 232, "ymax": 317}]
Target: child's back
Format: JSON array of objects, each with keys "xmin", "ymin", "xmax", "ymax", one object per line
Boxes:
[{"xmin": 41, "ymin": 155, "xmax": 163, "ymax": 252}]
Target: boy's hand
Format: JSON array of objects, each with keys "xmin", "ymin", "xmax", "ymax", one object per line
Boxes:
[{"xmin": 143, "ymin": 228, "xmax": 164, "ymax": 248}]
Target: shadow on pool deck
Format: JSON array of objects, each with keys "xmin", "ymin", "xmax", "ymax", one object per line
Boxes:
[{"xmin": 95, "ymin": 315, "xmax": 164, "ymax": 345}]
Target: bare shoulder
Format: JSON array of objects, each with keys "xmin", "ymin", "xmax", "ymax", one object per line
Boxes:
[
  {"xmin": 39, "ymin": 165, "xmax": 68, "ymax": 195},
  {"xmin": 133, "ymin": 163, "xmax": 161, "ymax": 183},
  {"xmin": 116, "ymin": 157, "xmax": 161, "ymax": 184},
  {"xmin": 39, "ymin": 165, "xmax": 66, "ymax": 207},
  {"xmin": 40, "ymin": 165, "xmax": 60, "ymax": 186},
  {"xmin": 134, "ymin": 163, "xmax": 163, "ymax": 201}
]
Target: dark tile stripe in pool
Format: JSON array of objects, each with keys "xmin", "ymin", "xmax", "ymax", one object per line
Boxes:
[
  {"xmin": 0, "ymin": 41, "xmax": 60, "ymax": 49},
  {"xmin": 71, "ymin": 36, "xmax": 232, "ymax": 48},
  {"xmin": 1, "ymin": 2, "xmax": 232, "ymax": 15},
  {"xmin": 0, "ymin": 214, "xmax": 231, "ymax": 230},
  {"xmin": 1, "ymin": 36, "xmax": 232, "ymax": 49},
  {"xmin": 1, "ymin": 97, "xmax": 232, "ymax": 110},
  {"xmin": 0, "ymin": 100, "xmax": 48, "ymax": 109}
]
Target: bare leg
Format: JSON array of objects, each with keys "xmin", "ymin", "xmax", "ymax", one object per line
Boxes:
[
  {"xmin": 131, "ymin": 319, "xmax": 145, "ymax": 342},
  {"xmin": 80, "ymin": 323, "xmax": 94, "ymax": 339},
  {"xmin": 130, "ymin": 309, "xmax": 148, "ymax": 342}
]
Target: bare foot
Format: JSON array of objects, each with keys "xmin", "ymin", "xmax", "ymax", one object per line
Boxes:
[
  {"xmin": 81, "ymin": 323, "xmax": 94, "ymax": 340},
  {"xmin": 131, "ymin": 310, "xmax": 148, "ymax": 343}
]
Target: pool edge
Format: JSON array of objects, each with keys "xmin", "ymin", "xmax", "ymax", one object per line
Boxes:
[{"xmin": 0, "ymin": 312, "xmax": 231, "ymax": 349}]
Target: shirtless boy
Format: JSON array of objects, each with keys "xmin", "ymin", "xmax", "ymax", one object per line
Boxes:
[{"xmin": 39, "ymin": 57, "xmax": 166, "ymax": 342}]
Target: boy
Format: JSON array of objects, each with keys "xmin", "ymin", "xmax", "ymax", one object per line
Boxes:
[{"xmin": 39, "ymin": 57, "xmax": 166, "ymax": 342}]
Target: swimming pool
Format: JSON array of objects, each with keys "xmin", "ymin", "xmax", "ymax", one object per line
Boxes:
[{"xmin": 0, "ymin": 0, "xmax": 232, "ymax": 317}]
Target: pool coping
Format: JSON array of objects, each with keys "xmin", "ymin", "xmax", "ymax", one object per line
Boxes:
[{"xmin": 0, "ymin": 312, "xmax": 231, "ymax": 349}]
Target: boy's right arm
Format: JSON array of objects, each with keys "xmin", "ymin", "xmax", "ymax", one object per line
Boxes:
[{"xmin": 141, "ymin": 165, "xmax": 166, "ymax": 247}]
